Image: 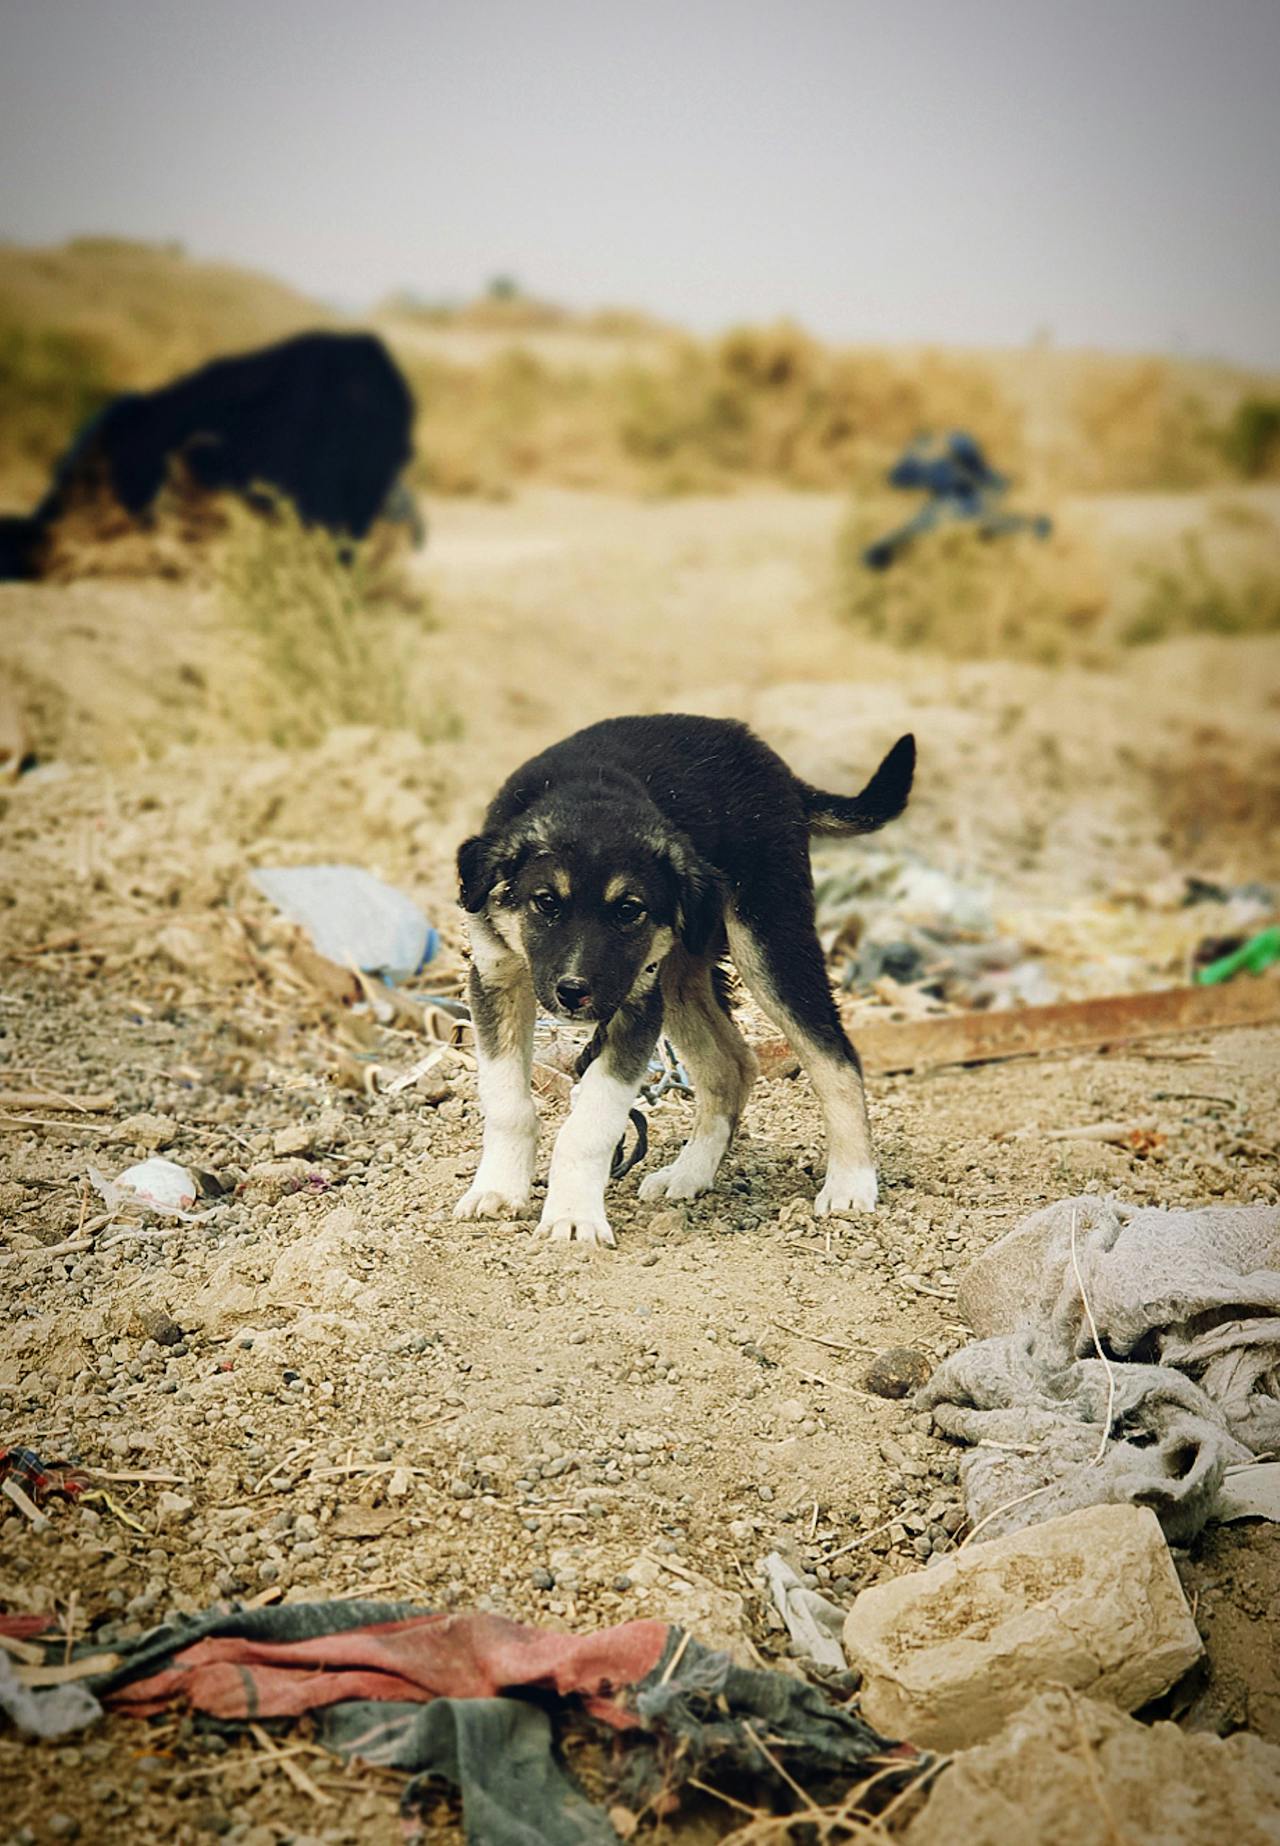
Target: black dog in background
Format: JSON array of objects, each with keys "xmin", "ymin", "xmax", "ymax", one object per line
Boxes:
[
  {"xmin": 0, "ymin": 330, "xmax": 421, "ymax": 580},
  {"xmin": 455, "ymin": 714, "xmax": 915, "ymax": 1247}
]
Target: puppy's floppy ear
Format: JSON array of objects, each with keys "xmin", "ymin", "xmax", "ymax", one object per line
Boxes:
[
  {"xmin": 458, "ymin": 828, "xmax": 538, "ymax": 912},
  {"xmin": 457, "ymin": 834, "xmax": 500, "ymax": 912},
  {"xmin": 658, "ymin": 831, "xmax": 722, "ymax": 956}
]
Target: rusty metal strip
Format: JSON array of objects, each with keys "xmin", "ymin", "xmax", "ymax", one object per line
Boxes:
[{"xmin": 838, "ymin": 979, "xmax": 1280, "ymax": 1076}]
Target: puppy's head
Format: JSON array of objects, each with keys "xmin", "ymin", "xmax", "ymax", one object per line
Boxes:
[{"xmin": 458, "ymin": 806, "xmax": 719, "ymax": 1023}]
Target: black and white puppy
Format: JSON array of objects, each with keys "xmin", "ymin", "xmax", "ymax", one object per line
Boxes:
[{"xmin": 455, "ymin": 714, "xmax": 915, "ymax": 1246}]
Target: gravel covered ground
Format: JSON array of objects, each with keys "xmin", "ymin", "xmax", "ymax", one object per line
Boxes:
[{"xmin": 1, "ymin": 489, "xmax": 1278, "ymax": 1842}]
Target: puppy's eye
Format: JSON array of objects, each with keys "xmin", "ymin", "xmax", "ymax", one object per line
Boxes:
[
  {"xmin": 614, "ymin": 897, "xmax": 646, "ymax": 926},
  {"xmin": 530, "ymin": 890, "xmax": 560, "ymax": 918}
]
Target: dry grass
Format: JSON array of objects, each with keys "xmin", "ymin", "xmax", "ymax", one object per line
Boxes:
[
  {"xmin": 4, "ymin": 239, "xmax": 1280, "ymax": 509},
  {"xmin": 1068, "ymin": 358, "xmax": 1220, "ymax": 490},
  {"xmin": 1122, "ymin": 523, "xmax": 1280, "ymax": 645},
  {"xmin": 836, "ymin": 500, "xmax": 1111, "ymax": 665},
  {"xmin": 399, "ymin": 325, "xmax": 1023, "ymax": 499},
  {"xmin": 0, "ymin": 238, "xmax": 324, "ymax": 503},
  {"xmin": 0, "ymin": 317, "xmax": 113, "ymax": 497},
  {"xmin": 213, "ymin": 499, "xmax": 450, "ymax": 748}
]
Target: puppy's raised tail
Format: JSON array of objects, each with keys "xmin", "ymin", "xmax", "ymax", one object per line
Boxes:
[{"xmin": 802, "ymin": 733, "xmax": 915, "ymax": 835}]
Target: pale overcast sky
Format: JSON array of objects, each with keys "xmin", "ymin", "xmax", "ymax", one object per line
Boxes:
[{"xmin": 3, "ymin": 0, "xmax": 1279, "ymax": 365}]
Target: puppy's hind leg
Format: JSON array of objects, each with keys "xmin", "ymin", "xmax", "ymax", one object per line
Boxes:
[
  {"xmin": 538, "ymin": 979, "xmax": 663, "ymax": 1248},
  {"xmin": 640, "ymin": 955, "xmax": 756, "ymax": 1202},
  {"xmin": 454, "ymin": 923, "xmax": 538, "ymax": 1220},
  {"xmin": 726, "ymin": 907, "xmax": 878, "ymax": 1216}
]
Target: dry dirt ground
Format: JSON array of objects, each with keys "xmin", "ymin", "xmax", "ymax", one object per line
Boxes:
[{"xmin": 1, "ymin": 488, "xmax": 1278, "ymax": 1843}]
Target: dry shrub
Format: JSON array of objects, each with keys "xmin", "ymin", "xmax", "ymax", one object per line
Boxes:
[
  {"xmin": 1069, "ymin": 359, "xmax": 1217, "ymax": 490},
  {"xmin": 0, "ymin": 317, "xmax": 114, "ymax": 499},
  {"xmin": 1221, "ymin": 396, "xmax": 1280, "ymax": 480},
  {"xmin": 1122, "ymin": 525, "xmax": 1280, "ymax": 645},
  {"xmin": 398, "ymin": 322, "xmax": 1029, "ymax": 499},
  {"xmin": 214, "ymin": 498, "xmax": 449, "ymax": 747},
  {"xmin": 4, "ymin": 240, "xmax": 1279, "ymax": 505},
  {"xmin": 405, "ymin": 349, "xmax": 630, "ymax": 496},
  {"xmin": 836, "ymin": 500, "xmax": 1110, "ymax": 664},
  {"xmin": 32, "ymin": 460, "xmax": 233, "ymax": 581}
]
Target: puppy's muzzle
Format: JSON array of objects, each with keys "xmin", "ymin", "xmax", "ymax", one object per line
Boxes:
[{"xmin": 554, "ymin": 975, "xmax": 594, "ymax": 1017}]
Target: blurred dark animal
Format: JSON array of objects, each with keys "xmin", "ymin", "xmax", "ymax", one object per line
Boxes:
[
  {"xmin": 0, "ymin": 330, "xmax": 422, "ymax": 579},
  {"xmin": 864, "ymin": 430, "xmax": 1050, "ymax": 571}
]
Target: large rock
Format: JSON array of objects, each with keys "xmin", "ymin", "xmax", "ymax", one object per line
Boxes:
[
  {"xmin": 903, "ymin": 1688, "xmax": 1280, "ymax": 1846},
  {"xmin": 842, "ymin": 1503, "xmax": 1201, "ymax": 1750}
]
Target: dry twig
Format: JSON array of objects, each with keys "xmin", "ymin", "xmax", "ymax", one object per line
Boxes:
[{"xmin": 1069, "ymin": 1205, "xmax": 1118, "ymax": 1465}]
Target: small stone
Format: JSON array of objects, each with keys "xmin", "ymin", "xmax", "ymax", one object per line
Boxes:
[
  {"xmin": 114, "ymin": 1112, "xmax": 179, "ymax": 1150},
  {"xmin": 864, "ymin": 1347, "xmax": 932, "ymax": 1400},
  {"xmin": 531, "ymin": 1567, "xmax": 555, "ymax": 1590},
  {"xmin": 240, "ymin": 1158, "xmax": 317, "ymax": 1203},
  {"xmin": 273, "ymin": 1123, "xmax": 314, "ymax": 1158},
  {"xmin": 140, "ymin": 1309, "xmax": 185, "ymax": 1347},
  {"xmin": 312, "ymin": 1107, "xmax": 347, "ymax": 1150}
]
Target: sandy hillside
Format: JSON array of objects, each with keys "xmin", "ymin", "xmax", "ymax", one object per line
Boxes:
[{"xmin": 1, "ymin": 485, "xmax": 1279, "ymax": 1842}]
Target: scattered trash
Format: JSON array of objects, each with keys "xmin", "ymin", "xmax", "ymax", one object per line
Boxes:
[
  {"xmin": 762, "ymin": 1551, "xmax": 848, "ymax": 1672},
  {"xmin": 863, "ymin": 1347, "xmax": 933, "ymax": 1401},
  {"xmin": 1180, "ymin": 874, "xmax": 1277, "ymax": 910},
  {"xmin": 1035, "ymin": 1118, "xmax": 1168, "ymax": 1157},
  {"xmin": 815, "ymin": 847, "xmax": 994, "ymax": 949},
  {"xmin": 0, "ymin": 1449, "xmax": 86, "ymax": 1531},
  {"xmin": 861, "ymin": 431, "xmax": 1051, "ymax": 572},
  {"xmin": 89, "ymin": 1158, "xmax": 201, "ymax": 1218},
  {"xmin": 1194, "ymin": 923, "xmax": 1280, "ymax": 985},
  {"xmin": 903, "ymin": 1687, "xmax": 1280, "ymax": 1846},
  {"xmin": 251, "ymin": 864, "xmax": 438, "ymax": 983},
  {"xmin": 842, "ymin": 1503, "xmax": 1202, "ymax": 1751},
  {"xmin": 0, "ymin": 1652, "xmax": 102, "ymax": 1741},
  {"xmin": 922, "ymin": 1195, "xmax": 1280, "ymax": 1541},
  {"xmin": 1217, "ymin": 1460, "xmax": 1280, "ymax": 1525},
  {"xmin": 811, "ymin": 846, "xmax": 1061, "ymax": 1012},
  {"xmin": 8, "ymin": 1601, "xmax": 926, "ymax": 1843},
  {"xmin": 381, "ymin": 1047, "xmax": 451, "ymax": 1100}
]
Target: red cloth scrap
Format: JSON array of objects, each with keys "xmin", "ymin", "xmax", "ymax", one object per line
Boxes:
[{"xmin": 107, "ymin": 1611, "xmax": 671, "ymax": 1726}]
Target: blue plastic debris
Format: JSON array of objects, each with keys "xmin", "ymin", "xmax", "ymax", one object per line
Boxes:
[
  {"xmin": 864, "ymin": 430, "xmax": 1051, "ymax": 570},
  {"xmin": 250, "ymin": 865, "xmax": 438, "ymax": 982}
]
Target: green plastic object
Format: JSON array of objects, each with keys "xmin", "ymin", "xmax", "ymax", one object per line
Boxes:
[{"xmin": 1194, "ymin": 924, "xmax": 1280, "ymax": 985}]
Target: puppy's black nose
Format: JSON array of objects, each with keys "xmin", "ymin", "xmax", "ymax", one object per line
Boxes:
[{"xmin": 555, "ymin": 976, "xmax": 592, "ymax": 1013}]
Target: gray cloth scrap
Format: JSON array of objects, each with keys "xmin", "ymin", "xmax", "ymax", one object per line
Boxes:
[
  {"xmin": 762, "ymin": 1552, "xmax": 847, "ymax": 1671},
  {"xmin": 920, "ymin": 1196, "xmax": 1280, "ymax": 1543}
]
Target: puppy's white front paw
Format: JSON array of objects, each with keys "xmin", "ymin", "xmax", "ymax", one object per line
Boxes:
[
  {"xmin": 454, "ymin": 1183, "xmax": 531, "ymax": 1221},
  {"xmin": 815, "ymin": 1164, "xmax": 878, "ymax": 1217},
  {"xmin": 535, "ymin": 1208, "xmax": 616, "ymax": 1248},
  {"xmin": 638, "ymin": 1161, "xmax": 710, "ymax": 1202}
]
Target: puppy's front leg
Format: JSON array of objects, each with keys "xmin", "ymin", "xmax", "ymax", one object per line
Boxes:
[
  {"xmin": 538, "ymin": 985, "xmax": 662, "ymax": 1248},
  {"xmin": 454, "ymin": 930, "xmax": 538, "ymax": 1221}
]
